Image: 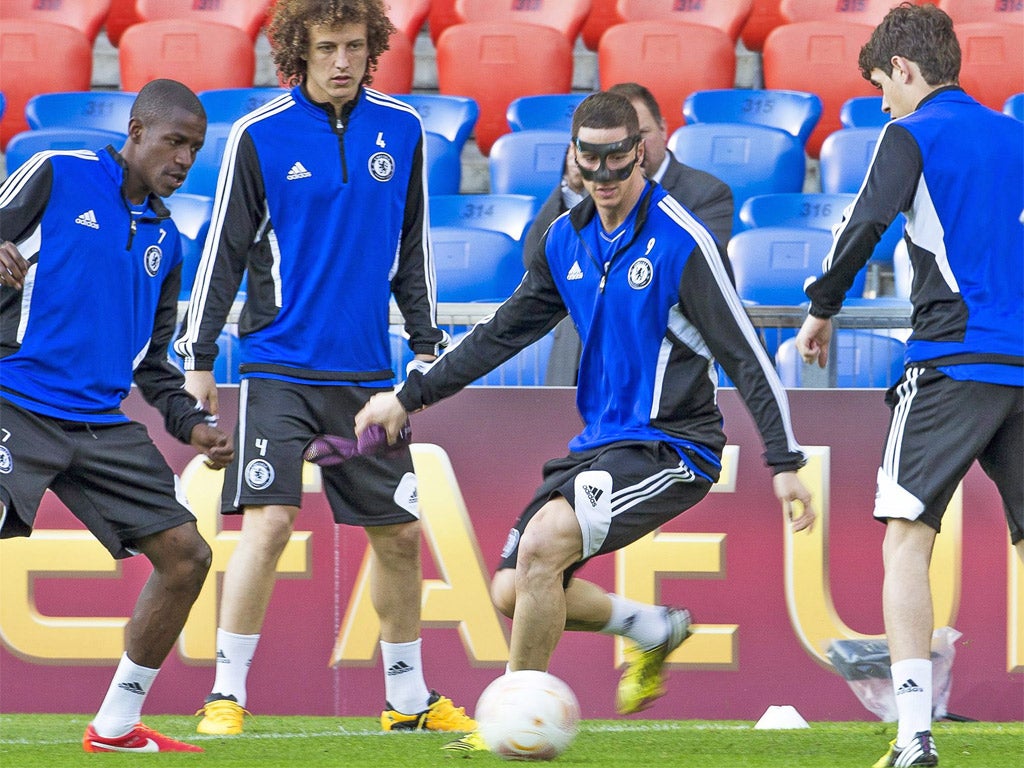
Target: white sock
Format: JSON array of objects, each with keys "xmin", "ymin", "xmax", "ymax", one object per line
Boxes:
[
  {"xmin": 209, "ymin": 628, "xmax": 260, "ymax": 708},
  {"xmin": 600, "ymin": 594, "xmax": 669, "ymax": 650},
  {"xmin": 892, "ymin": 658, "xmax": 933, "ymax": 747},
  {"xmin": 381, "ymin": 639, "xmax": 431, "ymax": 714},
  {"xmin": 91, "ymin": 653, "xmax": 159, "ymax": 738}
]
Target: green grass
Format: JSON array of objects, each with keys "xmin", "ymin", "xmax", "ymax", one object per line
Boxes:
[{"xmin": 1, "ymin": 715, "xmax": 1021, "ymax": 767}]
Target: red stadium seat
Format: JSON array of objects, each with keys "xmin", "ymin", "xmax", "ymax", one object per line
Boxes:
[
  {"xmin": 455, "ymin": 0, "xmax": 591, "ymax": 44},
  {"xmin": 599, "ymin": 21, "xmax": 735, "ymax": 136},
  {"xmin": 0, "ymin": 19, "xmax": 92, "ymax": 150},
  {"xmin": 436, "ymin": 22, "xmax": 573, "ymax": 155},
  {"xmin": 762, "ymin": 20, "xmax": 876, "ymax": 157},
  {"xmin": 938, "ymin": 0, "xmax": 1024, "ymax": 25},
  {"xmin": 582, "ymin": 0, "xmax": 619, "ymax": 50},
  {"xmin": 428, "ymin": 0, "xmax": 460, "ymax": 46},
  {"xmin": 388, "ymin": 0, "xmax": 431, "ymax": 42},
  {"xmin": 615, "ymin": 0, "xmax": 754, "ymax": 42},
  {"xmin": 104, "ymin": 0, "xmax": 142, "ymax": 46},
  {"xmin": 956, "ymin": 22, "xmax": 1024, "ymax": 113},
  {"xmin": 780, "ymin": 0, "xmax": 906, "ymax": 26},
  {"xmin": 371, "ymin": 30, "xmax": 415, "ymax": 95},
  {"xmin": 119, "ymin": 20, "xmax": 256, "ymax": 93},
  {"xmin": 0, "ymin": 0, "xmax": 110, "ymax": 43},
  {"xmin": 135, "ymin": 0, "xmax": 272, "ymax": 41},
  {"xmin": 740, "ymin": 0, "xmax": 784, "ymax": 53}
]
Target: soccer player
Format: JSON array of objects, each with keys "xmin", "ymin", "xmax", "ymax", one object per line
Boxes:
[
  {"xmin": 795, "ymin": 5, "xmax": 1023, "ymax": 766},
  {"xmin": 355, "ymin": 90, "xmax": 817, "ymax": 753},
  {"xmin": 0, "ymin": 79, "xmax": 233, "ymax": 753},
  {"xmin": 174, "ymin": 0, "xmax": 472, "ymax": 736}
]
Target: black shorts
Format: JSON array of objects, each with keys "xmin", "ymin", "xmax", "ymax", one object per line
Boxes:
[
  {"xmin": 0, "ymin": 400, "xmax": 196, "ymax": 559},
  {"xmin": 496, "ymin": 441, "xmax": 714, "ymax": 582},
  {"xmin": 223, "ymin": 377, "xmax": 419, "ymax": 527},
  {"xmin": 875, "ymin": 366, "xmax": 1024, "ymax": 542}
]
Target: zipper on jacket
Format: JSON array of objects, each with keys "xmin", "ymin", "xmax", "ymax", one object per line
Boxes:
[
  {"xmin": 336, "ymin": 117, "xmax": 348, "ymax": 183},
  {"xmin": 127, "ymin": 217, "xmax": 137, "ymax": 250}
]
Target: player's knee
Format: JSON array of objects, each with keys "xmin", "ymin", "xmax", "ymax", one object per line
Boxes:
[{"xmin": 490, "ymin": 568, "xmax": 516, "ymax": 618}]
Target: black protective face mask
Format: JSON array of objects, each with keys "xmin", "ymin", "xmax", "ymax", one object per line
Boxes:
[{"xmin": 573, "ymin": 135, "xmax": 641, "ymax": 182}]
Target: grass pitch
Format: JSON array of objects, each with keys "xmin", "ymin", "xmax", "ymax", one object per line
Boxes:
[{"xmin": 1, "ymin": 715, "xmax": 1020, "ymax": 767}]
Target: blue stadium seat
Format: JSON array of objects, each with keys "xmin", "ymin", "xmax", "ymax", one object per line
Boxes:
[
  {"xmin": 839, "ymin": 95, "xmax": 889, "ymax": 128},
  {"xmin": 432, "ymin": 226, "xmax": 525, "ymax": 303},
  {"xmin": 0, "ymin": 92, "xmax": 5, "ymax": 119},
  {"xmin": 212, "ymin": 327, "xmax": 242, "ymax": 384},
  {"xmin": 197, "ymin": 88, "xmax": 289, "ymax": 124},
  {"xmin": 776, "ymin": 329, "xmax": 905, "ymax": 388},
  {"xmin": 819, "ymin": 126, "xmax": 883, "ymax": 194},
  {"xmin": 506, "ymin": 93, "xmax": 589, "ymax": 132},
  {"xmin": 1005, "ymin": 93, "xmax": 1024, "ymax": 121},
  {"xmin": 389, "ymin": 325, "xmax": 415, "ymax": 381},
  {"xmin": 429, "ymin": 194, "xmax": 538, "ymax": 242},
  {"xmin": 424, "ymin": 131, "xmax": 462, "ymax": 195},
  {"xmin": 448, "ymin": 330, "xmax": 556, "ymax": 386},
  {"xmin": 667, "ymin": 123, "xmax": 805, "ymax": 229},
  {"xmin": 179, "ymin": 122, "xmax": 233, "ymax": 197},
  {"xmin": 391, "ymin": 93, "xmax": 479, "ymax": 152},
  {"xmin": 167, "ymin": 193, "xmax": 214, "ymax": 299},
  {"xmin": 25, "ymin": 91, "xmax": 136, "ymax": 133},
  {"xmin": 488, "ymin": 129, "xmax": 571, "ymax": 199},
  {"xmin": 4, "ymin": 128, "xmax": 127, "ymax": 174},
  {"xmin": 682, "ymin": 89, "xmax": 822, "ymax": 147}
]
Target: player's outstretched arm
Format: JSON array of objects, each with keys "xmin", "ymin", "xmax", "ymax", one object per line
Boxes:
[
  {"xmin": 355, "ymin": 391, "xmax": 410, "ymax": 446},
  {"xmin": 773, "ymin": 471, "xmax": 816, "ymax": 533},
  {"xmin": 796, "ymin": 315, "xmax": 833, "ymax": 369}
]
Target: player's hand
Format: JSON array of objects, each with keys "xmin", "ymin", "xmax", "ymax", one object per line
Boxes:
[
  {"xmin": 773, "ymin": 471, "xmax": 816, "ymax": 533},
  {"xmin": 185, "ymin": 370, "xmax": 219, "ymax": 415},
  {"xmin": 354, "ymin": 391, "xmax": 409, "ymax": 446},
  {"xmin": 190, "ymin": 423, "xmax": 234, "ymax": 470},
  {"xmin": 795, "ymin": 315, "xmax": 833, "ymax": 369},
  {"xmin": 0, "ymin": 241, "xmax": 29, "ymax": 291}
]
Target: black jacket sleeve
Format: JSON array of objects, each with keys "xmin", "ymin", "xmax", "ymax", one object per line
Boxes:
[{"xmin": 0, "ymin": 155, "xmax": 51, "ymax": 245}]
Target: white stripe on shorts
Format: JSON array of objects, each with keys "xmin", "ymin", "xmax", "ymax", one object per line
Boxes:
[{"xmin": 876, "ymin": 366, "xmax": 927, "ymax": 521}]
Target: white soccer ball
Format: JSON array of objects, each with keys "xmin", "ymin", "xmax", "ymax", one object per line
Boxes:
[{"xmin": 476, "ymin": 670, "xmax": 580, "ymax": 761}]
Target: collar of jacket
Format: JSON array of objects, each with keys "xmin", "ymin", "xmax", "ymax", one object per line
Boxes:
[{"xmin": 100, "ymin": 145, "xmax": 171, "ymax": 220}]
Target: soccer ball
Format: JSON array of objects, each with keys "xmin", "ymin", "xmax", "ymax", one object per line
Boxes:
[{"xmin": 476, "ymin": 670, "xmax": 580, "ymax": 761}]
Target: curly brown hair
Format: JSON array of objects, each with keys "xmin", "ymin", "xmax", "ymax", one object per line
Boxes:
[
  {"xmin": 268, "ymin": 0, "xmax": 397, "ymax": 88},
  {"xmin": 858, "ymin": 2, "xmax": 960, "ymax": 86}
]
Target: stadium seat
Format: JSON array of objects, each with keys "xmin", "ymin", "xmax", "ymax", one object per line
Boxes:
[
  {"xmin": 0, "ymin": 92, "xmax": 5, "ymax": 119},
  {"xmin": 762, "ymin": 20, "xmax": 877, "ymax": 157},
  {"xmin": 26, "ymin": 91, "xmax": 136, "ymax": 133},
  {"xmin": 389, "ymin": 326, "xmax": 416, "ymax": 381},
  {"xmin": 599, "ymin": 21, "xmax": 736, "ymax": 136},
  {"xmin": 212, "ymin": 327, "xmax": 242, "ymax": 384},
  {"xmin": 615, "ymin": 0, "xmax": 755, "ymax": 42},
  {"xmin": 1005, "ymin": 93, "xmax": 1024, "ymax": 121},
  {"xmin": 466, "ymin": 330, "xmax": 556, "ymax": 386},
  {"xmin": 436, "ymin": 22, "xmax": 573, "ymax": 156},
  {"xmin": 937, "ymin": 0, "xmax": 1024, "ymax": 25},
  {"xmin": 428, "ymin": 0, "xmax": 460, "ymax": 46},
  {"xmin": 119, "ymin": 20, "xmax": 256, "ymax": 93},
  {"xmin": 178, "ymin": 122, "xmax": 233, "ymax": 197},
  {"xmin": 506, "ymin": 93, "xmax": 589, "ymax": 133},
  {"xmin": 0, "ymin": 0, "xmax": 110, "ymax": 43},
  {"xmin": 167, "ymin": 193, "xmax": 214, "ymax": 300},
  {"xmin": 372, "ymin": 30, "xmax": 415, "ymax": 95},
  {"xmin": 740, "ymin": 0, "xmax": 784, "ymax": 53},
  {"xmin": 104, "ymin": 0, "xmax": 142, "ymax": 46},
  {"xmin": 488, "ymin": 129, "xmax": 571, "ymax": 199},
  {"xmin": 135, "ymin": 0, "xmax": 271, "ymax": 41},
  {"xmin": 818, "ymin": 126, "xmax": 882, "ymax": 194},
  {"xmin": 955, "ymin": 22, "xmax": 1024, "ymax": 113},
  {"xmin": 682, "ymin": 88, "xmax": 822, "ymax": 147},
  {"xmin": 582, "ymin": 0, "xmax": 619, "ymax": 51},
  {"xmin": 391, "ymin": 94, "xmax": 479, "ymax": 151},
  {"xmin": 0, "ymin": 19, "xmax": 92, "ymax": 150},
  {"xmin": 432, "ymin": 226, "xmax": 525, "ymax": 303},
  {"xmin": 424, "ymin": 131, "xmax": 462, "ymax": 195},
  {"xmin": 839, "ymin": 96, "xmax": 888, "ymax": 129},
  {"xmin": 779, "ymin": 0, "xmax": 897, "ymax": 26},
  {"xmin": 430, "ymin": 194, "xmax": 539, "ymax": 242},
  {"xmin": 4, "ymin": 128, "xmax": 127, "ymax": 175},
  {"xmin": 727, "ymin": 226, "xmax": 866, "ymax": 306},
  {"xmin": 388, "ymin": 0, "xmax": 431, "ymax": 41},
  {"xmin": 454, "ymin": 0, "xmax": 591, "ymax": 44},
  {"xmin": 776, "ymin": 329, "xmax": 905, "ymax": 388},
  {"xmin": 198, "ymin": 88, "xmax": 288, "ymax": 124},
  {"xmin": 667, "ymin": 123, "xmax": 805, "ymax": 228}
]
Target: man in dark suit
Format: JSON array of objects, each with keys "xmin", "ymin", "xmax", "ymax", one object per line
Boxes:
[{"xmin": 534, "ymin": 82, "xmax": 735, "ymax": 385}]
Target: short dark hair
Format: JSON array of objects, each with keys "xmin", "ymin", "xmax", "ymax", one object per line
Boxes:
[
  {"xmin": 858, "ymin": 2, "xmax": 960, "ymax": 85},
  {"xmin": 607, "ymin": 82, "xmax": 663, "ymax": 124},
  {"xmin": 131, "ymin": 79, "xmax": 205, "ymax": 126},
  {"xmin": 571, "ymin": 91, "xmax": 640, "ymax": 138},
  {"xmin": 268, "ymin": 0, "xmax": 396, "ymax": 88}
]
